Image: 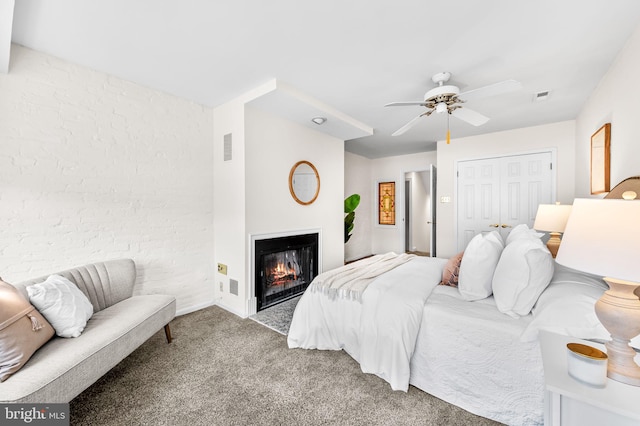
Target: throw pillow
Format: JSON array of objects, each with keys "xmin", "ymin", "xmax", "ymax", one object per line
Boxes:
[
  {"xmin": 0, "ymin": 279, "xmax": 55, "ymax": 382},
  {"xmin": 520, "ymin": 263, "xmax": 609, "ymax": 342},
  {"xmin": 458, "ymin": 231, "xmax": 504, "ymax": 301},
  {"xmin": 27, "ymin": 275, "xmax": 94, "ymax": 338},
  {"xmin": 505, "ymin": 224, "xmax": 544, "ymax": 246},
  {"xmin": 492, "ymin": 238, "xmax": 554, "ymax": 318},
  {"xmin": 440, "ymin": 251, "xmax": 464, "ymax": 287}
]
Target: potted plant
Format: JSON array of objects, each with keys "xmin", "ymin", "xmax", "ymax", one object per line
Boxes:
[{"xmin": 344, "ymin": 194, "xmax": 361, "ymax": 243}]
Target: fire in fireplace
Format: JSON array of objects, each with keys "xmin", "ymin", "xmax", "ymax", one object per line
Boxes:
[{"xmin": 255, "ymin": 233, "xmax": 318, "ymax": 311}]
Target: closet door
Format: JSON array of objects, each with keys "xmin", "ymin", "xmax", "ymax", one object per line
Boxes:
[
  {"xmin": 457, "ymin": 157, "xmax": 501, "ymax": 250},
  {"xmin": 457, "ymin": 152, "xmax": 554, "ymax": 251}
]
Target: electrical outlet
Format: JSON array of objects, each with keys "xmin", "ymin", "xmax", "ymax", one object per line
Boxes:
[
  {"xmin": 219, "ymin": 281, "xmax": 223, "ymax": 292},
  {"xmin": 217, "ymin": 263, "xmax": 227, "ymax": 275},
  {"xmin": 440, "ymin": 196, "xmax": 451, "ymax": 203}
]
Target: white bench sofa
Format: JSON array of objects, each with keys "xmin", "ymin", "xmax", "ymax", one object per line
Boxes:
[{"xmin": 0, "ymin": 259, "xmax": 176, "ymax": 403}]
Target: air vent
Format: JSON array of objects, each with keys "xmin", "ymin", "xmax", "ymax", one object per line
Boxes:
[
  {"xmin": 223, "ymin": 133, "xmax": 232, "ymax": 161},
  {"xmin": 534, "ymin": 91, "xmax": 550, "ymax": 102}
]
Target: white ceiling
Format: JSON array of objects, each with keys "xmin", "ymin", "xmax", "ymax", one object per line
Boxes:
[{"xmin": 10, "ymin": 1, "xmax": 640, "ymax": 158}]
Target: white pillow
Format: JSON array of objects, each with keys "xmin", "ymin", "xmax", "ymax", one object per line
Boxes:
[
  {"xmin": 520, "ymin": 263, "xmax": 609, "ymax": 342},
  {"xmin": 27, "ymin": 275, "xmax": 94, "ymax": 338},
  {"xmin": 492, "ymin": 238, "xmax": 554, "ymax": 318},
  {"xmin": 458, "ymin": 231, "xmax": 504, "ymax": 301},
  {"xmin": 505, "ymin": 224, "xmax": 544, "ymax": 246}
]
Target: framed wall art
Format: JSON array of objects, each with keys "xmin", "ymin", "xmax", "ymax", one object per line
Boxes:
[
  {"xmin": 590, "ymin": 123, "xmax": 611, "ymax": 195},
  {"xmin": 378, "ymin": 181, "xmax": 395, "ymax": 225}
]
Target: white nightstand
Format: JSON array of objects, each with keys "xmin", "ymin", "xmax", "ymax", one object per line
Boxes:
[{"xmin": 539, "ymin": 330, "xmax": 640, "ymax": 426}]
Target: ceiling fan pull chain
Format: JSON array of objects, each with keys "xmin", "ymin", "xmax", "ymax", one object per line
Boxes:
[{"xmin": 446, "ymin": 113, "xmax": 451, "ymax": 144}]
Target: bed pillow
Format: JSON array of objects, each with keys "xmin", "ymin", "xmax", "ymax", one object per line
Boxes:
[
  {"xmin": 439, "ymin": 251, "xmax": 464, "ymax": 287},
  {"xmin": 458, "ymin": 231, "xmax": 504, "ymax": 300},
  {"xmin": 0, "ymin": 279, "xmax": 55, "ymax": 382},
  {"xmin": 492, "ymin": 238, "xmax": 554, "ymax": 318},
  {"xmin": 505, "ymin": 224, "xmax": 544, "ymax": 246},
  {"xmin": 27, "ymin": 275, "xmax": 94, "ymax": 338},
  {"xmin": 520, "ymin": 263, "xmax": 610, "ymax": 342}
]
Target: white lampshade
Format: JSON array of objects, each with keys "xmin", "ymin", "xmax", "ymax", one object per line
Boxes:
[
  {"xmin": 556, "ymin": 198, "xmax": 640, "ymax": 282},
  {"xmin": 533, "ymin": 203, "xmax": 573, "ymax": 233}
]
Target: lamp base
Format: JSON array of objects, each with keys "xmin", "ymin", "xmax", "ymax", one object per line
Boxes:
[
  {"xmin": 546, "ymin": 232, "xmax": 561, "ymax": 258},
  {"xmin": 596, "ymin": 277, "xmax": 640, "ymax": 387}
]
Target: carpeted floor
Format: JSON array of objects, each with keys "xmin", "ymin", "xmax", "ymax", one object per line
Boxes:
[{"xmin": 70, "ymin": 305, "xmax": 500, "ymax": 426}]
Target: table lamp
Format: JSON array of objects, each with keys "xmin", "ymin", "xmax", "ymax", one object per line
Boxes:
[
  {"xmin": 533, "ymin": 203, "xmax": 573, "ymax": 258},
  {"xmin": 556, "ymin": 198, "xmax": 640, "ymax": 386}
]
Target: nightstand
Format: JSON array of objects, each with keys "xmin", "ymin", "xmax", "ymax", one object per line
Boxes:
[{"xmin": 539, "ymin": 330, "xmax": 640, "ymax": 426}]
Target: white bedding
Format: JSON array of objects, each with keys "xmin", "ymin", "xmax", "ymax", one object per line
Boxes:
[
  {"xmin": 288, "ymin": 255, "xmax": 546, "ymax": 425},
  {"xmin": 410, "ymin": 285, "xmax": 544, "ymax": 426},
  {"xmin": 287, "ymin": 256, "xmax": 447, "ymax": 391}
]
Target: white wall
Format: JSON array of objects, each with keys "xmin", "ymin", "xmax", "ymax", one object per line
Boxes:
[
  {"xmin": 370, "ymin": 151, "xmax": 438, "ymax": 255},
  {"xmin": 435, "ymin": 121, "xmax": 576, "ymax": 258},
  {"xmin": 212, "ymin": 98, "xmax": 247, "ymax": 316},
  {"xmin": 344, "ymin": 152, "xmax": 372, "ymax": 262},
  {"xmin": 576, "ymin": 22, "xmax": 640, "ymax": 196},
  {"xmin": 0, "ymin": 45, "xmax": 215, "ymax": 313},
  {"xmin": 213, "ymin": 103, "xmax": 345, "ymax": 317},
  {"xmin": 245, "ymin": 106, "xmax": 344, "ymax": 280}
]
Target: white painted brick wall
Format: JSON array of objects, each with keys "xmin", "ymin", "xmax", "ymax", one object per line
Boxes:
[{"xmin": 0, "ymin": 45, "xmax": 214, "ymax": 314}]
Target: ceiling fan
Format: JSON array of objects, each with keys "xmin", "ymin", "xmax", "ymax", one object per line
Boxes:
[{"xmin": 385, "ymin": 72, "xmax": 522, "ymax": 138}]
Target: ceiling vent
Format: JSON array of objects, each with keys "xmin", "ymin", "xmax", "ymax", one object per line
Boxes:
[{"xmin": 534, "ymin": 91, "xmax": 550, "ymax": 102}]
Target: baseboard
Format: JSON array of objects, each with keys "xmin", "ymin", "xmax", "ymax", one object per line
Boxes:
[
  {"xmin": 176, "ymin": 300, "xmax": 216, "ymax": 316},
  {"xmin": 214, "ymin": 300, "xmax": 248, "ymax": 318}
]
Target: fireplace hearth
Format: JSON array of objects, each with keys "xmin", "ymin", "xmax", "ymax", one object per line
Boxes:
[{"xmin": 254, "ymin": 232, "xmax": 318, "ymax": 311}]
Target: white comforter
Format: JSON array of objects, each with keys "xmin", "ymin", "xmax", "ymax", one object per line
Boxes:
[{"xmin": 287, "ymin": 256, "xmax": 447, "ymax": 391}]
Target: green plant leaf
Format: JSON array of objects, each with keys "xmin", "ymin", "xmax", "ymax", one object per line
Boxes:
[
  {"xmin": 344, "ymin": 194, "xmax": 361, "ymax": 213},
  {"xmin": 345, "ymin": 211, "xmax": 355, "ymax": 225}
]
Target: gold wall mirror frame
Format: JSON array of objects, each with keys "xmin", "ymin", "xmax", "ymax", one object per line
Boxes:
[{"xmin": 289, "ymin": 160, "xmax": 320, "ymax": 205}]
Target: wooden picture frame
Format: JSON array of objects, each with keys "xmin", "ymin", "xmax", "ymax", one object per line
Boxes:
[
  {"xmin": 590, "ymin": 123, "xmax": 611, "ymax": 194},
  {"xmin": 378, "ymin": 181, "xmax": 395, "ymax": 225}
]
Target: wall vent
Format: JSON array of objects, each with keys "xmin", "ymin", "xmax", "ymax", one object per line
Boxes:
[
  {"xmin": 223, "ymin": 133, "xmax": 232, "ymax": 161},
  {"xmin": 230, "ymin": 279, "xmax": 238, "ymax": 295}
]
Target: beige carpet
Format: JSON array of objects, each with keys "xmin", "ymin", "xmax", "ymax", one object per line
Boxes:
[{"xmin": 70, "ymin": 306, "xmax": 500, "ymax": 425}]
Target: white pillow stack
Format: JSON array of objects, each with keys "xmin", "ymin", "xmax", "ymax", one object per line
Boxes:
[
  {"xmin": 505, "ymin": 223, "xmax": 544, "ymax": 245},
  {"xmin": 27, "ymin": 275, "xmax": 94, "ymax": 338},
  {"xmin": 458, "ymin": 231, "xmax": 504, "ymax": 301},
  {"xmin": 492, "ymin": 224, "xmax": 554, "ymax": 318}
]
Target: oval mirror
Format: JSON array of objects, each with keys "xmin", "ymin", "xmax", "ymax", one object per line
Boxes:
[{"xmin": 289, "ymin": 160, "xmax": 320, "ymax": 205}]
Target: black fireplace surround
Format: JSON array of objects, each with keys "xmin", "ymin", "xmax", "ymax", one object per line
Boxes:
[{"xmin": 255, "ymin": 233, "xmax": 318, "ymax": 311}]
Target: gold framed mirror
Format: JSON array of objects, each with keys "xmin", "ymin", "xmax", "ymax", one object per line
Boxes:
[{"xmin": 289, "ymin": 160, "xmax": 320, "ymax": 205}]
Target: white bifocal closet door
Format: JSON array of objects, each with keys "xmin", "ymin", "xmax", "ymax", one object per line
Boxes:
[{"xmin": 457, "ymin": 152, "xmax": 553, "ymax": 251}]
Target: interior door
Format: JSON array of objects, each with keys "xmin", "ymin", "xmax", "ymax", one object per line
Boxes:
[
  {"xmin": 429, "ymin": 164, "xmax": 437, "ymax": 257},
  {"xmin": 500, "ymin": 152, "xmax": 553, "ymax": 239},
  {"xmin": 404, "ymin": 179, "xmax": 411, "ymax": 252},
  {"xmin": 457, "ymin": 152, "xmax": 554, "ymax": 251},
  {"xmin": 457, "ymin": 157, "xmax": 501, "ymax": 250}
]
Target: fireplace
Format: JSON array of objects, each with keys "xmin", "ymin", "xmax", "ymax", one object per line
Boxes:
[{"xmin": 254, "ymin": 232, "xmax": 319, "ymax": 311}]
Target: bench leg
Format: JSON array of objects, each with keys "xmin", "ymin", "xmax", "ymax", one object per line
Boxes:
[{"xmin": 164, "ymin": 324, "xmax": 173, "ymax": 344}]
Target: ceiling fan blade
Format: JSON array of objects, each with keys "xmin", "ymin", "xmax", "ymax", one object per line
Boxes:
[
  {"xmin": 392, "ymin": 114, "xmax": 424, "ymax": 136},
  {"xmin": 458, "ymin": 79, "xmax": 522, "ymax": 101},
  {"xmin": 451, "ymin": 107, "xmax": 489, "ymax": 126},
  {"xmin": 384, "ymin": 101, "xmax": 428, "ymax": 107}
]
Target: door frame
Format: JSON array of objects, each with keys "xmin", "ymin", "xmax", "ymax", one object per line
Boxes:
[{"xmin": 453, "ymin": 148, "xmax": 557, "ymax": 249}]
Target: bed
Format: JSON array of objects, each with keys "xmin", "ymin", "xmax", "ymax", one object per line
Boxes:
[{"xmin": 287, "ymin": 225, "xmax": 621, "ymax": 426}]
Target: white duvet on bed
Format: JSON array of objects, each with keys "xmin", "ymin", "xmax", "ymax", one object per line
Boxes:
[
  {"xmin": 410, "ymin": 285, "xmax": 544, "ymax": 426},
  {"xmin": 287, "ymin": 256, "xmax": 447, "ymax": 391}
]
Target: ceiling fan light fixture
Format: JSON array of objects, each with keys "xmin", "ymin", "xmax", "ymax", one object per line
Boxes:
[
  {"xmin": 436, "ymin": 102, "xmax": 448, "ymax": 114},
  {"xmin": 311, "ymin": 117, "xmax": 327, "ymax": 125}
]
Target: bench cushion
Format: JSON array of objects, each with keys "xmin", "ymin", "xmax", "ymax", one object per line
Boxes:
[{"xmin": 0, "ymin": 294, "xmax": 175, "ymax": 403}]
